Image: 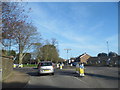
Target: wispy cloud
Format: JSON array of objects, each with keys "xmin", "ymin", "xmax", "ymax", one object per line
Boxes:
[
  {"xmin": 59, "ymin": 41, "xmax": 108, "ymax": 57},
  {"xmin": 88, "ymin": 21, "xmax": 105, "ymax": 32},
  {"xmin": 27, "ymin": 2, "xmax": 118, "ymax": 58}
]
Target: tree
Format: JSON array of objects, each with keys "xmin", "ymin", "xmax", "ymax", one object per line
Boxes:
[
  {"xmin": 14, "ymin": 53, "xmax": 31, "ymax": 64},
  {"xmin": 2, "ymin": 49, "xmax": 16, "ymax": 57},
  {"xmin": 108, "ymin": 52, "xmax": 118, "ymax": 57},
  {"xmin": 2, "ymin": 2, "xmax": 31, "ymax": 47},
  {"xmin": 31, "ymin": 43, "xmax": 42, "ymax": 63},
  {"xmin": 22, "ymin": 53, "xmax": 31, "ymax": 64},
  {"xmin": 9, "ymin": 50, "xmax": 16, "ymax": 57},
  {"xmin": 97, "ymin": 52, "xmax": 107, "ymax": 57},
  {"xmin": 2, "ymin": 2, "xmax": 40, "ymax": 64},
  {"xmin": 15, "ymin": 23, "xmax": 38, "ymax": 64},
  {"xmin": 38, "ymin": 44, "xmax": 59, "ymax": 62},
  {"xmin": 58, "ymin": 57, "xmax": 64, "ymax": 63},
  {"xmin": 35, "ymin": 38, "xmax": 59, "ymax": 63},
  {"xmin": 51, "ymin": 38, "xmax": 58, "ymax": 46}
]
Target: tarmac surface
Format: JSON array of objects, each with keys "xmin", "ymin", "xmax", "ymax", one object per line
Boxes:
[{"xmin": 2, "ymin": 66, "xmax": 119, "ymax": 89}]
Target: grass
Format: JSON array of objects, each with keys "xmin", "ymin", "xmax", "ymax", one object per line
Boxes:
[{"xmin": 23, "ymin": 64, "xmax": 37, "ymax": 67}]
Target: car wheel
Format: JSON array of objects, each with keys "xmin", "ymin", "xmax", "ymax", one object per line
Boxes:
[
  {"xmin": 52, "ymin": 73, "xmax": 54, "ymax": 75},
  {"xmin": 38, "ymin": 72, "xmax": 41, "ymax": 76}
]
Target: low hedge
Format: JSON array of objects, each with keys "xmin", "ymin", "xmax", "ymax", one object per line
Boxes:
[{"xmin": 23, "ymin": 64, "xmax": 37, "ymax": 67}]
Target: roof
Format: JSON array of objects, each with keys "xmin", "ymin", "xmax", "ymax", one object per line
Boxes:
[
  {"xmin": 40, "ymin": 61, "xmax": 52, "ymax": 63},
  {"xmin": 76, "ymin": 53, "xmax": 91, "ymax": 59}
]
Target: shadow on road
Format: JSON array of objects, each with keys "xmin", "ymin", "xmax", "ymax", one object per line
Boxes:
[
  {"xmin": 26, "ymin": 72, "xmax": 38, "ymax": 76},
  {"xmin": 2, "ymin": 82, "xmax": 119, "ymax": 90},
  {"xmin": 56, "ymin": 69, "xmax": 120, "ymax": 80},
  {"xmin": 2, "ymin": 82, "xmax": 27, "ymax": 89},
  {"xmin": 55, "ymin": 69, "xmax": 80, "ymax": 77},
  {"xmin": 85, "ymin": 73, "xmax": 120, "ymax": 80},
  {"xmin": 2, "ymin": 82, "xmax": 61, "ymax": 89},
  {"xmin": 24, "ymin": 84, "xmax": 60, "ymax": 89},
  {"xmin": 27, "ymin": 71, "xmax": 54, "ymax": 77},
  {"xmin": 26, "ymin": 68, "xmax": 78, "ymax": 77}
]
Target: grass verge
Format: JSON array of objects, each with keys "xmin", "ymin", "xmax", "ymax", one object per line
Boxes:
[{"xmin": 23, "ymin": 64, "xmax": 37, "ymax": 67}]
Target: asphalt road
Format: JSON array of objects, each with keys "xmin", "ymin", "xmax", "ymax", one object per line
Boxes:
[{"xmin": 14, "ymin": 66, "xmax": 119, "ymax": 88}]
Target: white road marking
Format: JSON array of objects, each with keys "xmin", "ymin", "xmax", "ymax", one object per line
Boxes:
[
  {"xmin": 73, "ymin": 76, "xmax": 89, "ymax": 86},
  {"xmin": 23, "ymin": 79, "xmax": 30, "ymax": 88}
]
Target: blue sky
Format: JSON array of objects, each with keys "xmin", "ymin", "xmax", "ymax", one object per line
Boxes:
[{"xmin": 25, "ymin": 2, "xmax": 118, "ymax": 59}]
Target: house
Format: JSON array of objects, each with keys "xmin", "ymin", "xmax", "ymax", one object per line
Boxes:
[
  {"xmin": 75, "ymin": 53, "xmax": 91, "ymax": 64},
  {"xmin": 87, "ymin": 57, "xmax": 99, "ymax": 65},
  {"xmin": 87, "ymin": 55, "xmax": 120, "ymax": 66},
  {"xmin": 74, "ymin": 53, "xmax": 119, "ymax": 66}
]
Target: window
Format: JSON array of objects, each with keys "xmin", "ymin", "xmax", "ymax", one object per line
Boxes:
[{"xmin": 41, "ymin": 62, "xmax": 52, "ymax": 66}]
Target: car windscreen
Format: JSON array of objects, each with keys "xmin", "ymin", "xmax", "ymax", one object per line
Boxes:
[{"xmin": 41, "ymin": 62, "xmax": 52, "ymax": 66}]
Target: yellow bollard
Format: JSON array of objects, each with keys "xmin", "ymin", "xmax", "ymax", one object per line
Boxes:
[
  {"xmin": 21, "ymin": 64, "xmax": 23, "ymax": 68},
  {"xmin": 79, "ymin": 68, "xmax": 85, "ymax": 76},
  {"xmin": 19, "ymin": 64, "xmax": 23, "ymax": 68},
  {"xmin": 57, "ymin": 64, "xmax": 59, "ymax": 68},
  {"xmin": 79, "ymin": 63, "xmax": 85, "ymax": 77},
  {"xmin": 60, "ymin": 65, "xmax": 62, "ymax": 69},
  {"xmin": 13, "ymin": 64, "xmax": 16, "ymax": 68},
  {"xmin": 80, "ymin": 68, "xmax": 84, "ymax": 74}
]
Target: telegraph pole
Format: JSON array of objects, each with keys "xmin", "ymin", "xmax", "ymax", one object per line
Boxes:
[
  {"xmin": 106, "ymin": 41, "xmax": 109, "ymax": 54},
  {"xmin": 64, "ymin": 49, "xmax": 71, "ymax": 65}
]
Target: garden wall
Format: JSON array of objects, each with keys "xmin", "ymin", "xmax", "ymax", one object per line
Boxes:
[{"xmin": 2, "ymin": 56, "xmax": 13, "ymax": 80}]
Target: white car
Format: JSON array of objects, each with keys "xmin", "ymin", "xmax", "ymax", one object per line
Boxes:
[
  {"xmin": 37, "ymin": 61, "xmax": 54, "ymax": 75},
  {"xmin": 13, "ymin": 64, "xmax": 23, "ymax": 68}
]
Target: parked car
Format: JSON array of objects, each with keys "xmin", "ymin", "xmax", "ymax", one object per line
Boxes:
[
  {"xmin": 72, "ymin": 62, "xmax": 78, "ymax": 66},
  {"xmin": 37, "ymin": 61, "xmax": 54, "ymax": 75},
  {"xmin": 13, "ymin": 64, "xmax": 23, "ymax": 68},
  {"xmin": 13, "ymin": 64, "xmax": 19, "ymax": 68}
]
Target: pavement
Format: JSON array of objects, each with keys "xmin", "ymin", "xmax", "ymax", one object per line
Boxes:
[{"xmin": 2, "ymin": 70, "xmax": 30, "ymax": 89}]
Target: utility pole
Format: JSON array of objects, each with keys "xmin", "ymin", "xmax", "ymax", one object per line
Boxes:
[
  {"xmin": 106, "ymin": 41, "xmax": 109, "ymax": 54},
  {"xmin": 64, "ymin": 49, "xmax": 71, "ymax": 64},
  {"xmin": 64, "ymin": 49, "xmax": 71, "ymax": 60}
]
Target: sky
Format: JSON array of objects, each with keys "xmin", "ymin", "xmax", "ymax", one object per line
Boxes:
[{"xmin": 25, "ymin": 2, "xmax": 118, "ymax": 59}]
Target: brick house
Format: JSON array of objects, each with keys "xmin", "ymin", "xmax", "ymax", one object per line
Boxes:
[
  {"xmin": 75, "ymin": 53, "xmax": 91, "ymax": 64},
  {"xmin": 87, "ymin": 56, "xmax": 120, "ymax": 66}
]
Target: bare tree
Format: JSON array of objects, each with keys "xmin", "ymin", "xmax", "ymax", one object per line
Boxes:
[
  {"xmin": 1, "ymin": 2, "xmax": 41, "ymax": 64},
  {"xmin": 2, "ymin": 2, "xmax": 31, "ymax": 49},
  {"xmin": 51, "ymin": 38, "xmax": 58, "ymax": 46},
  {"xmin": 32, "ymin": 43, "xmax": 42, "ymax": 63},
  {"xmin": 15, "ymin": 23, "xmax": 38, "ymax": 64}
]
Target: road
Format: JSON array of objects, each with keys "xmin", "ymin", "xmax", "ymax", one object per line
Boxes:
[{"xmin": 14, "ymin": 66, "xmax": 119, "ymax": 88}]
